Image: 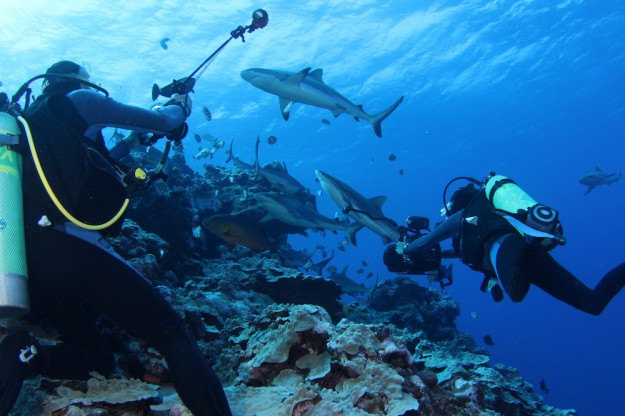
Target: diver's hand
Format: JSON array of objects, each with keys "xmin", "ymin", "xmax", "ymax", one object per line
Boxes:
[{"xmin": 395, "ymin": 241, "xmax": 407, "ymax": 256}]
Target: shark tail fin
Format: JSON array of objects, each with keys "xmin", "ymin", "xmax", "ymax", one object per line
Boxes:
[
  {"xmin": 226, "ymin": 140, "xmax": 234, "ymax": 163},
  {"xmin": 370, "ymin": 96, "xmax": 404, "ymax": 138}
]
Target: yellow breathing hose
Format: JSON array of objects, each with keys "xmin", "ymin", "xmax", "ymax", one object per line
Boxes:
[{"xmin": 17, "ymin": 115, "xmax": 130, "ymax": 231}]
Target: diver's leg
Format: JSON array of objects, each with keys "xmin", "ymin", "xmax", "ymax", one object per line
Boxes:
[
  {"xmin": 589, "ymin": 262, "xmax": 625, "ymax": 313},
  {"xmin": 526, "ymin": 251, "xmax": 625, "ymax": 315},
  {"xmin": 488, "ymin": 234, "xmax": 531, "ymax": 302},
  {"xmin": 27, "ymin": 229, "xmax": 232, "ymax": 415}
]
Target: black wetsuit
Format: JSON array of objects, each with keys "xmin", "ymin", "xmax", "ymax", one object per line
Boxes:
[
  {"xmin": 20, "ymin": 88, "xmax": 232, "ymax": 415},
  {"xmin": 404, "ymin": 189, "xmax": 625, "ymax": 316}
]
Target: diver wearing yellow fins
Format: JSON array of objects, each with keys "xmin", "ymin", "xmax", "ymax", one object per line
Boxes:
[
  {"xmin": 386, "ymin": 173, "xmax": 625, "ymax": 315},
  {"xmin": 0, "ymin": 61, "xmax": 232, "ymax": 415}
]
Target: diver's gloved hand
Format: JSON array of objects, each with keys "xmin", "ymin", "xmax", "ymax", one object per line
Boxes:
[
  {"xmin": 164, "ymin": 93, "xmax": 192, "ymax": 118},
  {"xmin": 395, "ymin": 241, "xmax": 408, "ymax": 257}
]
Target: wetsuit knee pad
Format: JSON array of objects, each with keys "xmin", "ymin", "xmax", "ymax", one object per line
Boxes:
[{"xmin": 490, "ymin": 234, "xmax": 530, "ymax": 302}]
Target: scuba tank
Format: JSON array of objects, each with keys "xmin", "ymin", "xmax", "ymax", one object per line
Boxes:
[
  {"xmin": 485, "ymin": 174, "xmax": 538, "ymax": 215},
  {"xmin": 484, "ymin": 174, "xmax": 566, "ymax": 248},
  {"xmin": 0, "ymin": 111, "xmax": 29, "ymax": 318}
]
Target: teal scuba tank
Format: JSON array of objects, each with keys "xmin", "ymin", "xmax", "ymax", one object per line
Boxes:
[
  {"xmin": 484, "ymin": 174, "xmax": 566, "ymax": 248},
  {"xmin": 0, "ymin": 111, "xmax": 29, "ymax": 318}
]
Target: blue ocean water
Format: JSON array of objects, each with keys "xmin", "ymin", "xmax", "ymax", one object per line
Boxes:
[{"xmin": 3, "ymin": 1, "xmax": 624, "ymax": 414}]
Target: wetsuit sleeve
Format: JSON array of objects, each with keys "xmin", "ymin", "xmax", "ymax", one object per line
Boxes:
[
  {"xmin": 67, "ymin": 90, "xmax": 185, "ymax": 142},
  {"xmin": 404, "ymin": 211, "xmax": 463, "ymax": 255}
]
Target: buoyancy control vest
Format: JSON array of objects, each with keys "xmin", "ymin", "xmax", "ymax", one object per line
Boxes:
[
  {"xmin": 454, "ymin": 192, "xmax": 517, "ymax": 273},
  {"xmin": 21, "ymin": 94, "xmax": 127, "ymax": 235},
  {"xmin": 449, "ymin": 175, "xmax": 566, "ymax": 271}
]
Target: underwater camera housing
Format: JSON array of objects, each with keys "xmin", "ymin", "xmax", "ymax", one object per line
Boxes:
[{"xmin": 383, "ymin": 215, "xmax": 442, "ymax": 275}]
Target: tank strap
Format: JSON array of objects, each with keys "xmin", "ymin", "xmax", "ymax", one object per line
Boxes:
[
  {"xmin": 487, "ymin": 177, "xmax": 516, "ymax": 202},
  {"xmin": 0, "ymin": 133, "xmax": 19, "ymax": 145}
]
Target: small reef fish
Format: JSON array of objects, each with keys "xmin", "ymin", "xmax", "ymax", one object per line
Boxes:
[
  {"xmin": 388, "ymin": 154, "xmax": 396, "ymax": 161},
  {"xmin": 192, "ymin": 226, "xmax": 202, "ymax": 238},
  {"xmin": 470, "ymin": 311, "xmax": 479, "ymax": 320},
  {"xmin": 202, "ymin": 105, "xmax": 212, "ymax": 121},
  {"xmin": 194, "ymin": 133, "xmax": 202, "ymax": 143},
  {"xmin": 483, "ymin": 335, "xmax": 495, "ymax": 347},
  {"xmin": 194, "ymin": 147, "xmax": 216, "ymax": 160},
  {"xmin": 321, "ymin": 118, "xmax": 331, "ymax": 125},
  {"xmin": 361, "ymin": 260, "xmax": 368, "ymax": 267},
  {"xmin": 266, "ymin": 135, "xmax": 277, "ymax": 145},
  {"xmin": 399, "ymin": 168, "xmax": 404, "ymax": 176},
  {"xmin": 159, "ymin": 37, "xmax": 170, "ymax": 50},
  {"xmin": 539, "ymin": 378, "xmax": 550, "ymax": 394}
]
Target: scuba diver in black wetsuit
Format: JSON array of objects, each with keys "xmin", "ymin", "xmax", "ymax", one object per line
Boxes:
[
  {"xmin": 384, "ymin": 173, "xmax": 625, "ymax": 316},
  {"xmin": 0, "ymin": 61, "xmax": 232, "ymax": 416}
]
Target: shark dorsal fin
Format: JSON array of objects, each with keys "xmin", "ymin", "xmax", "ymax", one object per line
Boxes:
[
  {"xmin": 369, "ymin": 195, "xmax": 387, "ymax": 209},
  {"xmin": 279, "ymin": 97, "xmax": 293, "ymax": 121},
  {"xmin": 286, "ymin": 67, "xmax": 311, "ymax": 86},
  {"xmin": 308, "ymin": 68, "xmax": 324, "ymax": 82}
]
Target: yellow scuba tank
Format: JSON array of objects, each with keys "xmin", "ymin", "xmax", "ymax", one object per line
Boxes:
[
  {"xmin": 485, "ymin": 174, "xmax": 565, "ymax": 247},
  {"xmin": 0, "ymin": 111, "xmax": 29, "ymax": 318},
  {"xmin": 485, "ymin": 174, "xmax": 537, "ymax": 214}
]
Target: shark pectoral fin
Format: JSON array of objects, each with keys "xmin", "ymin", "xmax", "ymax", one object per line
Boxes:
[
  {"xmin": 287, "ymin": 67, "xmax": 311, "ymax": 86},
  {"xmin": 259, "ymin": 213, "xmax": 275, "ymax": 223},
  {"xmin": 279, "ymin": 97, "xmax": 293, "ymax": 121},
  {"xmin": 347, "ymin": 223, "xmax": 363, "ymax": 247},
  {"xmin": 369, "ymin": 195, "xmax": 387, "ymax": 210}
]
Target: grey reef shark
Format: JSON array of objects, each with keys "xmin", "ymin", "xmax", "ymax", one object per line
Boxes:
[
  {"xmin": 315, "ymin": 169, "xmax": 401, "ymax": 245},
  {"xmin": 579, "ymin": 166, "xmax": 620, "ymax": 195},
  {"xmin": 241, "ymin": 67, "xmax": 403, "ymax": 138}
]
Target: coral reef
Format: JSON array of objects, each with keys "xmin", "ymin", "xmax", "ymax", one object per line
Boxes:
[{"xmin": 3, "ymin": 153, "xmax": 577, "ymax": 416}]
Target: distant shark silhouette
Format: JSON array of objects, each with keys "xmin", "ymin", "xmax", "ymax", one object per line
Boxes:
[
  {"xmin": 579, "ymin": 166, "xmax": 620, "ymax": 195},
  {"xmin": 241, "ymin": 67, "xmax": 403, "ymax": 138}
]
